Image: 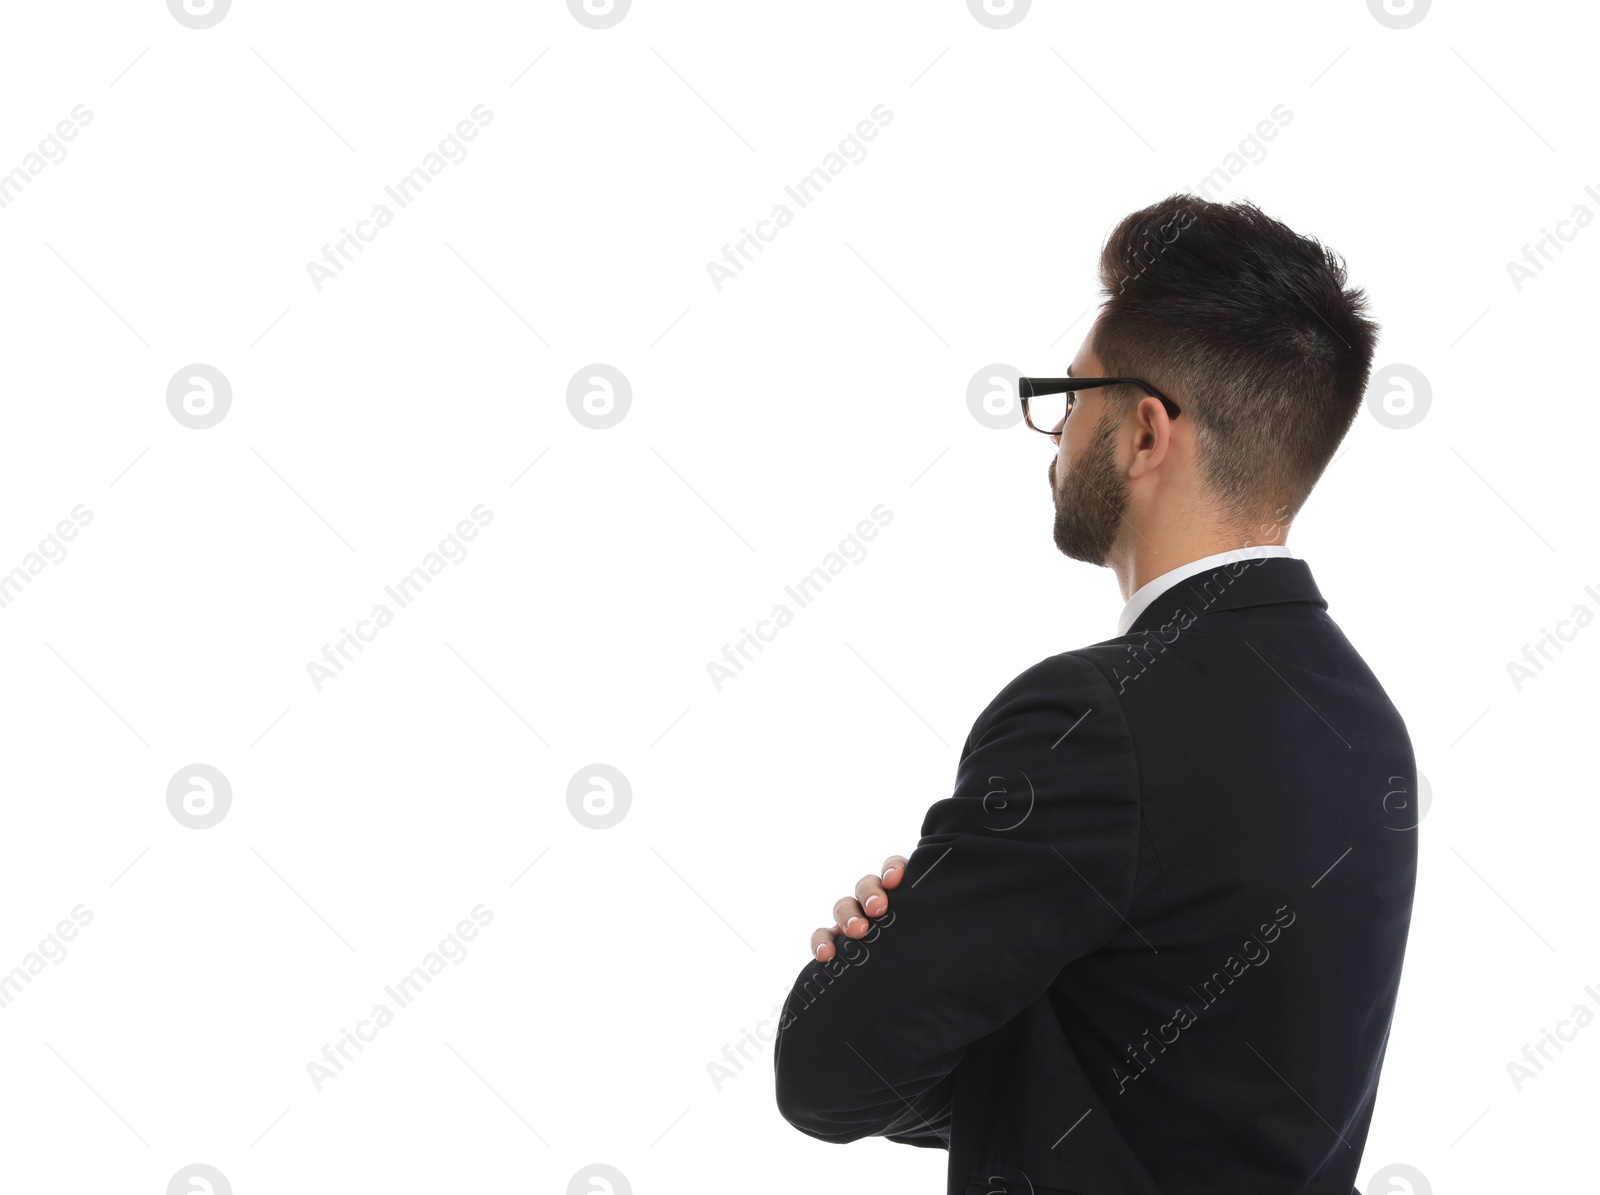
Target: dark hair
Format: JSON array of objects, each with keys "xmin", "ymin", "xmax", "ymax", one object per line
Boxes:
[{"xmin": 1092, "ymin": 193, "xmax": 1379, "ymax": 526}]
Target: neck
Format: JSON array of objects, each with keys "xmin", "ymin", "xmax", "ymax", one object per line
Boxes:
[{"xmin": 1108, "ymin": 518, "xmax": 1288, "ymax": 602}]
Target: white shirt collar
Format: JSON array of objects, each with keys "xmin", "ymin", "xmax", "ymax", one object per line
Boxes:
[{"xmin": 1117, "ymin": 545, "xmax": 1294, "ymax": 636}]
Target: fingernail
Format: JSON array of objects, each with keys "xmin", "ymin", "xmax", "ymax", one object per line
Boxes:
[
  {"xmin": 846, "ymin": 916, "xmax": 864, "ymax": 933},
  {"xmin": 865, "ymin": 897, "xmax": 885, "ymax": 915}
]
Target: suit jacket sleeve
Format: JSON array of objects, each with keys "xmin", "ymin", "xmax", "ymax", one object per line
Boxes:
[{"xmin": 772, "ymin": 651, "xmax": 1142, "ymax": 1146}]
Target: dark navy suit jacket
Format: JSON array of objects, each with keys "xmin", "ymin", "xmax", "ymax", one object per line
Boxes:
[{"xmin": 774, "ymin": 556, "xmax": 1418, "ymax": 1194}]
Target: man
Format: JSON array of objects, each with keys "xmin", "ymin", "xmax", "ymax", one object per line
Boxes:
[{"xmin": 773, "ymin": 195, "xmax": 1418, "ymax": 1194}]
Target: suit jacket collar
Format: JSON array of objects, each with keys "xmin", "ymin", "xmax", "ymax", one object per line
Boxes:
[{"xmin": 1124, "ymin": 555, "xmax": 1327, "ymax": 638}]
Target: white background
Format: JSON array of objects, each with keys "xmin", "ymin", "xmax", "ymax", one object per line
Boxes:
[{"xmin": 0, "ymin": 1, "xmax": 1595, "ymax": 1191}]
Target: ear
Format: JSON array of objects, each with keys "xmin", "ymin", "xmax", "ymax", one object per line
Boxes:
[{"xmin": 1127, "ymin": 395, "xmax": 1175, "ymax": 477}]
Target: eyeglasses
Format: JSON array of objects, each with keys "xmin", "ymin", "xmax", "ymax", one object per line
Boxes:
[{"xmin": 1017, "ymin": 376, "xmax": 1181, "ymax": 441}]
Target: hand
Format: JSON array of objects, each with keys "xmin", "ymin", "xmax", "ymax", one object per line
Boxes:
[{"xmin": 810, "ymin": 855, "xmax": 909, "ymax": 961}]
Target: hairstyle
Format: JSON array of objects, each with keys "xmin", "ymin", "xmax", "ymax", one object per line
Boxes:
[{"xmin": 1091, "ymin": 193, "xmax": 1380, "ymax": 527}]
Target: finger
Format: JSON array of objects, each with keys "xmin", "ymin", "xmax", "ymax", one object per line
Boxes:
[
  {"xmin": 832, "ymin": 896, "xmax": 870, "ymax": 937},
  {"xmin": 810, "ymin": 925, "xmax": 841, "ymax": 961},
  {"xmin": 855, "ymin": 872, "xmax": 889, "ymax": 918},
  {"xmin": 881, "ymin": 855, "xmax": 910, "ymax": 890}
]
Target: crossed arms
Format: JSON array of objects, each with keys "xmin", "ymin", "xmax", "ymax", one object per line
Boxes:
[{"xmin": 772, "ymin": 652, "xmax": 1142, "ymax": 1145}]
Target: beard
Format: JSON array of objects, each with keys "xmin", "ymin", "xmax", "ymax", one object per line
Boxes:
[{"xmin": 1050, "ymin": 410, "xmax": 1129, "ymax": 566}]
